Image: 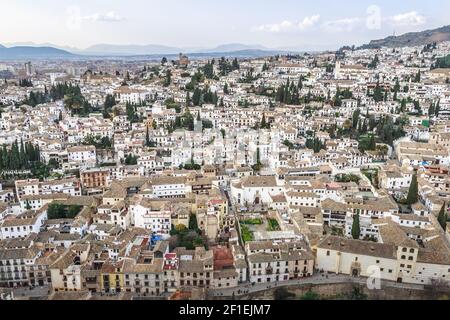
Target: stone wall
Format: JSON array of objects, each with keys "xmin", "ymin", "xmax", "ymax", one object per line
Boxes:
[{"xmin": 234, "ymin": 283, "xmax": 449, "ymax": 300}]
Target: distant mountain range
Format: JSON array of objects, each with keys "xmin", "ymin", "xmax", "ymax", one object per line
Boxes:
[
  {"xmin": 1, "ymin": 42, "xmax": 280, "ymax": 59},
  {"xmin": 360, "ymin": 25, "xmax": 450, "ymax": 49},
  {"xmin": 3, "ymin": 25, "xmax": 450, "ymax": 60},
  {"xmin": 0, "ymin": 46, "xmax": 75, "ymax": 60}
]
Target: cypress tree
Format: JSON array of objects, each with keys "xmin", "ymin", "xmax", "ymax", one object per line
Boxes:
[
  {"xmin": 261, "ymin": 113, "xmax": 268, "ymax": 129},
  {"xmin": 2, "ymin": 145, "xmax": 8, "ymax": 169},
  {"xmin": 145, "ymin": 126, "xmax": 151, "ymax": 147},
  {"xmin": 368, "ymin": 134, "xmax": 376, "ymax": 150},
  {"xmin": 435, "ymin": 100, "xmax": 440, "ymax": 117},
  {"xmin": 186, "ymin": 91, "xmax": 191, "ymax": 107},
  {"xmin": 192, "ymin": 88, "xmax": 201, "ymax": 106},
  {"xmin": 253, "ymin": 147, "xmax": 262, "ymax": 172},
  {"xmin": 351, "ymin": 214, "xmax": 361, "ymax": 240},
  {"xmin": 406, "ymin": 174, "xmax": 418, "ymax": 206},
  {"xmin": 438, "ymin": 203, "xmax": 448, "ymax": 231},
  {"xmin": 232, "ymin": 58, "xmax": 240, "ymax": 70}
]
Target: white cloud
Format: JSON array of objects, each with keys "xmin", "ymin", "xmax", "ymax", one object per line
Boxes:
[
  {"xmin": 388, "ymin": 11, "xmax": 426, "ymax": 27},
  {"xmin": 298, "ymin": 15, "xmax": 321, "ymax": 30},
  {"xmin": 253, "ymin": 15, "xmax": 320, "ymax": 33},
  {"xmin": 83, "ymin": 11, "xmax": 125, "ymax": 22},
  {"xmin": 254, "ymin": 20, "xmax": 293, "ymax": 33},
  {"xmin": 66, "ymin": 7, "xmax": 125, "ymax": 31},
  {"xmin": 322, "ymin": 18, "xmax": 362, "ymax": 32}
]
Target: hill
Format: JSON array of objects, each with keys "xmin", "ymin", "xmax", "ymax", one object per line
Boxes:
[
  {"xmin": 201, "ymin": 43, "xmax": 268, "ymax": 53},
  {"xmin": 0, "ymin": 46, "xmax": 75, "ymax": 60},
  {"xmin": 360, "ymin": 25, "xmax": 450, "ymax": 49}
]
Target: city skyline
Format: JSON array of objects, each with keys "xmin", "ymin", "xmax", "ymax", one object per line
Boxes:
[{"xmin": 1, "ymin": 0, "xmax": 450, "ymax": 51}]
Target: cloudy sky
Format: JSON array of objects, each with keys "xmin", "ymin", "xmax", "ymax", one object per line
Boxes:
[{"xmin": 1, "ymin": 0, "xmax": 449, "ymax": 50}]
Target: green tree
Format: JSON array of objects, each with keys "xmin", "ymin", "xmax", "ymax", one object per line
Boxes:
[
  {"xmin": 223, "ymin": 83, "xmax": 229, "ymax": 95},
  {"xmin": 47, "ymin": 203, "xmax": 82, "ymax": 219},
  {"xmin": 347, "ymin": 286, "xmax": 368, "ymax": 300},
  {"xmin": 164, "ymin": 69, "xmax": 172, "ymax": 87},
  {"xmin": 429, "ymin": 102, "xmax": 435, "ymax": 117},
  {"xmin": 406, "ymin": 174, "xmax": 418, "ymax": 206},
  {"xmin": 252, "ymin": 147, "xmax": 263, "ymax": 172},
  {"xmin": 103, "ymin": 94, "xmax": 116, "ymax": 118},
  {"xmin": 414, "ymin": 70, "xmax": 421, "ymax": 82},
  {"xmin": 188, "ymin": 214, "xmax": 199, "ymax": 232},
  {"xmin": 125, "ymin": 154, "xmax": 138, "ymax": 165},
  {"xmin": 368, "ymin": 54, "xmax": 379, "ymax": 69},
  {"xmin": 185, "ymin": 91, "xmax": 191, "ymax": 107},
  {"xmin": 126, "ymin": 102, "xmax": 139, "ymax": 123},
  {"xmin": 300, "ymin": 290, "xmax": 320, "ymax": 300},
  {"xmin": 192, "ymin": 88, "xmax": 202, "ymax": 106},
  {"xmin": 232, "ymin": 58, "xmax": 240, "ymax": 70},
  {"xmin": 333, "ymin": 87, "xmax": 342, "ymax": 107},
  {"xmin": 351, "ymin": 214, "xmax": 361, "ymax": 240},
  {"xmin": 373, "ymin": 81, "xmax": 384, "ymax": 102},
  {"xmin": 400, "ymin": 99, "xmax": 407, "ymax": 112},
  {"xmin": 283, "ymin": 140, "xmax": 294, "ymax": 150},
  {"xmin": 438, "ymin": 203, "xmax": 448, "ymax": 231},
  {"xmin": 435, "ymin": 100, "xmax": 441, "ymax": 117},
  {"xmin": 368, "ymin": 134, "xmax": 376, "ymax": 150},
  {"xmin": 306, "ymin": 138, "xmax": 325, "ymax": 153},
  {"xmin": 202, "ymin": 61, "xmax": 214, "ymax": 79}
]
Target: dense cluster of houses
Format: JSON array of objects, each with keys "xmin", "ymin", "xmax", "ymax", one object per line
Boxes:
[{"xmin": 0, "ymin": 41, "xmax": 450, "ymax": 299}]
